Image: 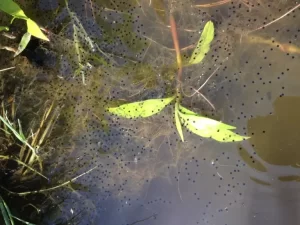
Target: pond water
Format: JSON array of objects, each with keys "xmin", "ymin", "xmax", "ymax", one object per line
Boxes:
[{"xmin": 1, "ymin": 0, "xmax": 300, "ymax": 224}]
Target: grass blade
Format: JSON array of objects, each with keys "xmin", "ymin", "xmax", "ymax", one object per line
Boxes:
[
  {"xmin": 0, "ymin": 195, "xmax": 14, "ymax": 225},
  {"xmin": 0, "ymin": 200, "xmax": 11, "ymax": 225},
  {"xmin": 0, "ymin": 155, "xmax": 48, "ymax": 180},
  {"xmin": 0, "ymin": 114, "xmax": 37, "ymax": 156},
  {"xmin": 11, "ymin": 216, "xmax": 35, "ymax": 225},
  {"xmin": 0, "ymin": 67, "xmax": 15, "ymax": 73},
  {"xmin": 2, "ymin": 198, "xmax": 14, "ymax": 225}
]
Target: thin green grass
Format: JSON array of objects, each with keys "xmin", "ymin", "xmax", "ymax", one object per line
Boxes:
[
  {"xmin": 0, "ymin": 155, "xmax": 48, "ymax": 180},
  {"xmin": 0, "ymin": 113, "xmax": 38, "ymax": 157},
  {"xmin": 1, "ymin": 165, "xmax": 98, "ymax": 196},
  {"xmin": 11, "ymin": 216, "xmax": 36, "ymax": 225},
  {"xmin": 0, "ymin": 195, "xmax": 36, "ymax": 225},
  {"xmin": 0, "ymin": 195, "xmax": 14, "ymax": 225}
]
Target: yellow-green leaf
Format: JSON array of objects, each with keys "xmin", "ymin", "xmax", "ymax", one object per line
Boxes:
[
  {"xmin": 0, "ymin": 1, "xmax": 49, "ymax": 41},
  {"xmin": 178, "ymin": 105, "xmax": 249, "ymax": 142},
  {"xmin": 0, "ymin": 26, "xmax": 9, "ymax": 32},
  {"xmin": 189, "ymin": 21, "xmax": 214, "ymax": 65},
  {"xmin": 178, "ymin": 104, "xmax": 198, "ymax": 116},
  {"xmin": 175, "ymin": 102, "xmax": 184, "ymax": 142},
  {"xmin": 14, "ymin": 32, "xmax": 31, "ymax": 57},
  {"xmin": 0, "ymin": 0, "xmax": 28, "ymax": 20},
  {"xmin": 108, "ymin": 96, "xmax": 175, "ymax": 118},
  {"xmin": 178, "ymin": 104, "xmax": 235, "ymax": 129},
  {"xmin": 26, "ymin": 19, "xmax": 49, "ymax": 41}
]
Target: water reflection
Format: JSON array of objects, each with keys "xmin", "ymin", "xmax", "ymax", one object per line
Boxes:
[
  {"xmin": 241, "ymin": 96, "xmax": 300, "ymax": 184},
  {"xmin": 248, "ymin": 96, "xmax": 300, "ymax": 167}
]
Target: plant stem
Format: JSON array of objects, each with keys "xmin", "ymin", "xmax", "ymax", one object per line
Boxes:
[
  {"xmin": 169, "ymin": 14, "xmax": 182, "ymax": 97},
  {"xmin": 2, "ymin": 165, "xmax": 97, "ymax": 196},
  {"xmin": 0, "ymin": 155, "xmax": 48, "ymax": 180},
  {"xmin": 0, "ymin": 67, "xmax": 15, "ymax": 73}
]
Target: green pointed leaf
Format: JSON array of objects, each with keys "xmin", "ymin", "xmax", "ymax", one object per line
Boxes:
[
  {"xmin": 0, "ymin": 0, "xmax": 28, "ymax": 20},
  {"xmin": 189, "ymin": 21, "xmax": 214, "ymax": 65},
  {"xmin": 175, "ymin": 103, "xmax": 184, "ymax": 142},
  {"xmin": 108, "ymin": 96, "xmax": 175, "ymax": 118},
  {"xmin": 178, "ymin": 106, "xmax": 249, "ymax": 142},
  {"xmin": 0, "ymin": 1, "xmax": 49, "ymax": 41},
  {"xmin": 26, "ymin": 19, "xmax": 49, "ymax": 41},
  {"xmin": 0, "ymin": 26, "xmax": 9, "ymax": 32},
  {"xmin": 0, "ymin": 200, "xmax": 10, "ymax": 225},
  {"xmin": 178, "ymin": 105, "xmax": 235, "ymax": 129},
  {"xmin": 178, "ymin": 104, "xmax": 198, "ymax": 116},
  {"xmin": 2, "ymin": 199, "xmax": 14, "ymax": 225},
  {"xmin": 14, "ymin": 32, "xmax": 31, "ymax": 57},
  {"xmin": 0, "ymin": 196, "xmax": 14, "ymax": 225}
]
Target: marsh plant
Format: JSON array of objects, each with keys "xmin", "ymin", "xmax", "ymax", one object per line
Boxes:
[
  {"xmin": 0, "ymin": 0, "xmax": 49, "ymax": 57},
  {"xmin": 108, "ymin": 19, "xmax": 249, "ymax": 142}
]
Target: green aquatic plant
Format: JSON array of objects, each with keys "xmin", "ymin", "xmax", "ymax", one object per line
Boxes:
[
  {"xmin": 0, "ymin": 113, "xmax": 38, "ymax": 161},
  {"xmin": 189, "ymin": 21, "xmax": 214, "ymax": 65},
  {"xmin": 64, "ymin": 0, "xmax": 115, "ymax": 84},
  {"xmin": 0, "ymin": 195, "xmax": 36, "ymax": 225},
  {"xmin": 108, "ymin": 97, "xmax": 175, "ymax": 119},
  {"xmin": 0, "ymin": 0, "xmax": 49, "ymax": 56},
  {"xmin": 108, "ymin": 95, "xmax": 247, "ymax": 142},
  {"xmin": 1, "ymin": 114, "xmax": 29, "ymax": 148},
  {"xmin": 108, "ymin": 20, "xmax": 249, "ymax": 142}
]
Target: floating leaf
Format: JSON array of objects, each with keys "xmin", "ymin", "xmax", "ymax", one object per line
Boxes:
[
  {"xmin": 178, "ymin": 104, "xmax": 198, "ymax": 116},
  {"xmin": 178, "ymin": 105, "xmax": 248, "ymax": 142},
  {"xmin": 0, "ymin": 26, "xmax": 9, "ymax": 32},
  {"xmin": 14, "ymin": 32, "xmax": 31, "ymax": 57},
  {"xmin": 175, "ymin": 102, "xmax": 184, "ymax": 142},
  {"xmin": 26, "ymin": 19, "xmax": 49, "ymax": 41},
  {"xmin": 189, "ymin": 21, "xmax": 214, "ymax": 65},
  {"xmin": 178, "ymin": 104, "xmax": 235, "ymax": 130},
  {"xmin": 108, "ymin": 96, "xmax": 175, "ymax": 118},
  {"xmin": 0, "ymin": 0, "xmax": 28, "ymax": 20}
]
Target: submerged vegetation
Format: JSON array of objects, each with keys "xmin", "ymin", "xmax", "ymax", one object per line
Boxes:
[
  {"xmin": 0, "ymin": 0, "xmax": 253, "ymax": 223},
  {"xmin": 0, "ymin": 0, "xmax": 298, "ymax": 224},
  {"xmin": 0, "ymin": 1, "xmax": 66, "ymax": 224},
  {"xmin": 108, "ymin": 20, "xmax": 248, "ymax": 142}
]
